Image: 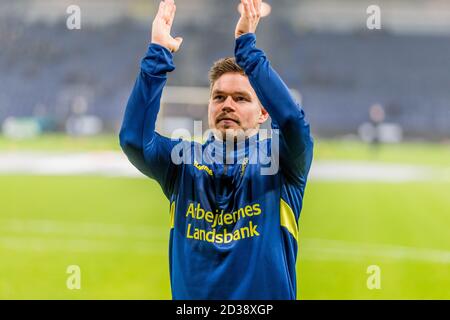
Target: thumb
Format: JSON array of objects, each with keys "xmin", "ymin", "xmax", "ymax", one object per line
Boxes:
[
  {"xmin": 175, "ymin": 37, "xmax": 183, "ymax": 46},
  {"xmin": 171, "ymin": 37, "xmax": 183, "ymax": 52}
]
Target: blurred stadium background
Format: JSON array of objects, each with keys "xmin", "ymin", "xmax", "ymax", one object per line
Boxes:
[{"xmin": 0, "ymin": 0, "xmax": 449, "ymax": 299}]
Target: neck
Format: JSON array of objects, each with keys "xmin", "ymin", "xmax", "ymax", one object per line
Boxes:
[{"xmin": 211, "ymin": 128, "xmax": 259, "ymax": 143}]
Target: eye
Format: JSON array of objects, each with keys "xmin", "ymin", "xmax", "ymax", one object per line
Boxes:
[
  {"xmin": 235, "ymin": 96, "xmax": 252, "ymax": 102},
  {"xmin": 214, "ymin": 95, "xmax": 225, "ymax": 101}
]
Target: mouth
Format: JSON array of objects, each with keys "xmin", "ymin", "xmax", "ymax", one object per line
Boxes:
[{"xmin": 216, "ymin": 116, "xmax": 240, "ymax": 125}]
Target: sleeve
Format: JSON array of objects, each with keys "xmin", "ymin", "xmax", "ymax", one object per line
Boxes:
[
  {"xmin": 119, "ymin": 43, "xmax": 181, "ymax": 198},
  {"xmin": 234, "ymin": 33, "xmax": 314, "ymax": 185}
]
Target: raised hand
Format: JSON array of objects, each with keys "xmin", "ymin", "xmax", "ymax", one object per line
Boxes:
[
  {"xmin": 151, "ymin": 0, "xmax": 183, "ymax": 53},
  {"xmin": 235, "ymin": 0, "xmax": 262, "ymax": 39}
]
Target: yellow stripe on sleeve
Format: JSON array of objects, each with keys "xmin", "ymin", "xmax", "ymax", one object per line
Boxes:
[
  {"xmin": 170, "ymin": 201, "xmax": 175, "ymax": 229},
  {"xmin": 280, "ymin": 198, "xmax": 298, "ymax": 241}
]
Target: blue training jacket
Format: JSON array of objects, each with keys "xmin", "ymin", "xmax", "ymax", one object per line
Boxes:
[{"xmin": 119, "ymin": 33, "xmax": 314, "ymax": 300}]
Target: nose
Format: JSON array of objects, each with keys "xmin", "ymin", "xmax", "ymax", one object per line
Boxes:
[{"xmin": 221, "ymin": 96, "xmax": 236, "ymax": 112}]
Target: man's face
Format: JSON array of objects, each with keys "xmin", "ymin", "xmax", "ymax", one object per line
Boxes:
[{"xmin": 208, "ymin": 73, "xmax": 268, "ymax": 139}]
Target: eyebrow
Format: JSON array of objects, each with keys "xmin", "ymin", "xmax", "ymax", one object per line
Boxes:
[{"xmin": 212, "ymin": 90, "xmax": 252, "ymax": 99}]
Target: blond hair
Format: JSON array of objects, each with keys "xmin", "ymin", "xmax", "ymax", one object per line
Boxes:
[{"xmin": 208, "ymin": 57, "xmax": 245, "ymax": 90}]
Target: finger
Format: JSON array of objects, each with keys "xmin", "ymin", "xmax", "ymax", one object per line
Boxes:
[
  {"xmin": 165, "ymin": 0, "xmax": 175, "ymax": 16},
  {"xmin": 156, "ymin": 1, "xmax": 165, "ymax": 18},
  {"xmin": 242, "ymin": 0, "xmax": 251, "ymax": 17},
  {"xmin": 248, "ymin": 0, "xmax": 257, "ymax": 18},
  {"xmin": 163, "ymin": 0, "xmax": 172, "ymax": 21},
  {"xmin": 253, "ymin": 0, "xmax": 262, "ymax": 16},
  {"xmin": 169, "ymin": 4, "xmax": 176, "ymax": 25}
]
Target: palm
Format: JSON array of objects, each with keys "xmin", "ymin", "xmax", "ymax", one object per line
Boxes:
[
  {"xmin": 235, "ymin": 0, "xmax": 262, "ymax": 39},
  {"xmin": 152, "ymin": 0, "xmax": 183, "ymax": 53},
  {"xmin": 153, "ymin": 16, "xmax": 173, "ymax": 42}
]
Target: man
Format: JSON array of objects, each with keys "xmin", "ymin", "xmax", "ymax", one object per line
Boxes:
[{"xmin": 119, "ymin": 0, "xmax": 313, "ymax": 300}]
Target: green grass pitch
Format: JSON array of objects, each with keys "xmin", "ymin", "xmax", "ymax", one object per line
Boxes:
[
  {"xmin": 0, "ymin": 136, "xmax": 449, "ymax": 299},
  {"xmin": 0, "ymin": 176, "xmax": 449, "ymax": 299}
]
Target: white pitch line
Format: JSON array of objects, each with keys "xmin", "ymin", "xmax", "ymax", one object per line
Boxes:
[
  {"xmin": 0, "ymin": 151, "xmax": 448, "ymax": 182},
  {"xmin": 300, "ymin": 238, "xmax": 450, "ymax": 264},
  {"xmin": 0, "ymin": 236, "xmax": 166, "ymax": 256},
  {"xmin": 309, "ymin": 160, "xmax": 449, "ymax": 182},
  {"xmin": 0, "ymin": 151, "xmax": 142, "ymax": 177},
  {"xmin": 1, "ymin": 219, "xmax": 449, "ymax": 264},
  {"xmin": 0, "ymin": 219, "xmax": 168, "ymax": 239}
]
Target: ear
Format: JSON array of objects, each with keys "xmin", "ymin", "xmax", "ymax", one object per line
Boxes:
[{"xmin": 258, "ymin": 106, "xmax": 269, "ymax": 124}]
